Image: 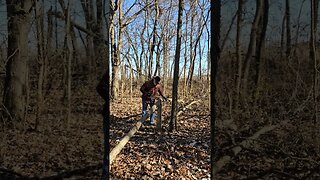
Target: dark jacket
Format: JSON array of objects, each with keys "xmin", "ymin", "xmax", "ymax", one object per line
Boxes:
[{"xmin": 140, "ymin": 80, "xmax": 165, "ymax": 100}]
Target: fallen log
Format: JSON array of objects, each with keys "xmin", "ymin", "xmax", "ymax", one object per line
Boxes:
[
  {"xmin": 176, "ymin": 100, "xmax": 201, "ymax": 117},
  {"xmin": 110, "ymin": 114, "xmax": 149, "ymax": 164},
  {"xmin": 212, "ymin": 125, "xmax": 278, "ymax": 175}
]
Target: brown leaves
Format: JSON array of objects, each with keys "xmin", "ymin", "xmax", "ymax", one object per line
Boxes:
[{"xmin": 109, "ymin": 98, "xmax": 210, "ymax": 179}]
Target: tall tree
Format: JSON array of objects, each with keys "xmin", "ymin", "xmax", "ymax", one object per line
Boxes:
[
  {"xmin": 169, "ymin": 0, "xmax": 184, "ymax": 132},
  {"xmin": 285, "ymin": 0, "xmax": 291, "ymax": 61},
  {"xmin": 80, "ymin": 0, "xmax": 95, "ymax": 75},
  {"xmin": 235, "ymin": 0, "xmax": 244, "ymax": 108},
  {"xmin": 35, "ymin": 0, "xmax": 45, "ymax": 130},
  {"xmin": 65, "ymin": 0, "xmax": 73, "ymax": 128},
  {"xmin": 187, "ymin": 0, "xmax": 197, "ymax": 93},
  {"xmin": 210, "ymin": 0, "xmax": 221, "ymax": 177},
  {"xmin": 94, "ymin": 0, "xmax": 105, "ymax": 69},
  {"xmin": 150, "ymin": 0, "xmax": 160, "ymax": 78},
  {"xmin": 101, "ymin": 0, "xmax": 111, "ymax": 178},
  {"xmin": 310, "ymin": 0, "xmax": 319, "ymax": 124},
  {"xmin": 254, "ymin": 0, "xmax": 269, "ymax": 95},
  {"xmin": 242, "ymin": 0, "xmax": 264, "ymax": 95},
  {"xmin": 110, "ymin": 0, "xmax": 118, "ymax": 99},
  {"xmin": 188, "ymin": 3, "xmax": 209, "ymax": 91},
  {"xmin": 3, "ymin": 0, "xmax": 34, "ymax": 121}
]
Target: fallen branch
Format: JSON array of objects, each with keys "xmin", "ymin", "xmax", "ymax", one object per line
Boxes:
[
  {"xmin": 212, "ymin": 125, "xmax": 278, "ymax": 175},
  {"xmin": 176, "ymin": 100, "xmax": 201, "ymax": 117},
  {"xmin": 110, "ymin": 114, "xmax": 149, "ymax": 164}
]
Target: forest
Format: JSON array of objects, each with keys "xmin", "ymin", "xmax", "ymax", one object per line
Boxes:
[{"xmin": 0, "ymin": 0, "xmax": 319, "ymax": 179}]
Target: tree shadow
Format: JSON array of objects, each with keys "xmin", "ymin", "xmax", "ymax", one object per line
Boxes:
[{"xmin": 0, "ymin": 164, "xmax": 102, "ymax": 180}]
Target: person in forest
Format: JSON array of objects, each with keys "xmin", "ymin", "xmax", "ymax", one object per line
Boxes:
[{"xmin": 140, "ymin": 76, "xmax": 168, "ymax": 125}]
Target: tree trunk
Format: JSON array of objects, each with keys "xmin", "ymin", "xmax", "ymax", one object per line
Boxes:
[
  {"xmin": 81, "ymin": 0, "xmax": 95, "ymax": 77},
  {"xmin": 199, "ymin": 41, "xmax": 202, "ymax": 80},
  {"xmin": 183, "ymin": 16, "xmax": 188, "ymax": 97},
  {"xmin": 46, "ymin": 7, "xmax": 53, "ymax": 96},
  {"xmin": 210, "ymin": 0, "xmax": 221, "ymax": 178},
  {"xmin": 93, "ymin": 0, "xmax": 104, "ymax": 71},
  {"xmin": 3, "ymin": 0, "xmax": 33, "ymax": 122},
  {"xmin": 130, "ymin": 62, "xmax": 133, "ymax": 101},
  {"xmin": 310, "ymin": 0, "xmax": 319, "ymax": 124},
  {"xmin": 163, "ymin": 38, "xmax": 169, "ymax": 92},
  {"xmin": 187, "ymin": 2, "xmax": 195, "ymax": 93},
  {"xmin": 117, "ymin": 0, "xmax": 124, "ymax": 96},
  {"xmin": 221, "ymin": 12, "xmax": 237, "ymax": 52},
  {"xmin": 242, "ymin": 1, "xmax": 264, "ymax": 95},
  {"xmin": 285, "ymin": 0, "xmax": 291, "ymax": 61},
  {"xmin": 55, "ymin": 0, "xmax": 58, "ymax": 50},
  {"xmin": 154, "ymin": 38, "xmax": 161, "ymax": 77},
  {"xmin": 102, "ymin": 0, "xmax": 111, "ymax": 178},
  {"xmin": 150, "ymin": 0, "xmax": 159, "ymax": 77},
  {"xmin": 35, "ymin": 0, "xmax": 45, "ymax": 130},
  {"xmin": 280, "ymin": 11, "xmax": 285, "ymax": 58},
  {"xmin": 110, "ymin": 0, "xmax": 119, "ymax": 99},
  {"xmin": 65, "ymin": 0, "xmax": 73, "ymax": 128},
  {"xmin": 139, "ymin": 16, "xmax": 147, "ymax": 80},
  {"xmin": 293, "ymin": 0, "xmax": 307, "ymax": 57},
  {"xmin": 254, "ymin": 0, "xmax": 269, "ymax": 98},
  {"xmin": 235, "ymin": 0, "xmax": 244, "ymax": 109},
  {"xmin": 169, "ymin": 0, "xmax": 184, "ymax": 132}
]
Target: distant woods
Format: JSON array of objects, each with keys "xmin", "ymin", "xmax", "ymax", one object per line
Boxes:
[{"xmin": 0, "ymin": 0, "xmax": 319, "ymax": 127}]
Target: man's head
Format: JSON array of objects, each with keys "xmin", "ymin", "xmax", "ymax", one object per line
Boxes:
[{"xmin": 153, "ymin": 76, "xmax": 161, "ymax": 85}]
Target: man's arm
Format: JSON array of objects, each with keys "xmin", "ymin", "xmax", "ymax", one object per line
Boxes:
[{"xmin": 157, "ymin": 84, "xmax": 167, "ymax": 100}]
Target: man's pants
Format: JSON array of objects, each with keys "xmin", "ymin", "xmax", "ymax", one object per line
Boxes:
[{"xmin": 142, "ymin": 97, "xmax": 156, "ymax": 124}]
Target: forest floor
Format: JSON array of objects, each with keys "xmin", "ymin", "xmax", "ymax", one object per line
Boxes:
[
  {"xmin": 109, "ymin": 97, "xmax": 210, "ymax": 179},
  {"xmin": 0, "ymin": 84, "xmax": 320, "ymax": 179}
]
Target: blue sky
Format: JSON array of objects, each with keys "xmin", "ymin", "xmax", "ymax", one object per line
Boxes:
[{"xmin": 0, "ymin": 0, "xmax": 317, "ymax": 76}]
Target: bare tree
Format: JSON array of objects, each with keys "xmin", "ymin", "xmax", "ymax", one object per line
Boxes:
[
  {"xmin": 188, "ymin": 4, "xmax": 209, "ymax": 92},
  {"xmin": 235, "ymin": 0, "xmax": 244, "ymax": 109},
  {"xmin": 242, "ymin": 0, "xmax": 264, "ymax": 95},
  {"xmin": 80, "ymin": 0, "xmax": 95, "ymax": 75},
  {"xmin": 293, "ymin": 0, "xmax": 307, "ymax": 56},
  {"xmin": 3, "ymin": 0, "xmax": 34, "ymax": 121},
  {"xmin": 285, "ymin": 0, "xmax": 291, "ymax": 61},
  {"xmin": 310, "ymin": 0, "xmax": 319, "ymax": 124},
  {"xmin": 254, "ymin": 0, "xmax": 269, "ymax": 97},
  {"xmin": 149, "ymin": 0, "xmax": 160, "ymax": 78},
  {"xmin": 111, "ymin": 1, "xmax": 152, "ymax": 99},
  {"xmin": 63, "ymin": 0, "xmax": 73, "ymax": 128},
  {"xmin": 169, "ymin": 0, "xmax": 184, "ymax": 132},
  {"xmin": 110, "ymin": 0, "xmax": 118, "ymax": 100},
  {"xmin": 210, "ymin": 0, "xmax": 221, "ymax": 178},
  {"xmin": 186, "ymin": 0, "xmax": 197, "ymax": 93},
  {"xmin": 35, "ymin": 0, "xmax": 45, "ymax": 130}
]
